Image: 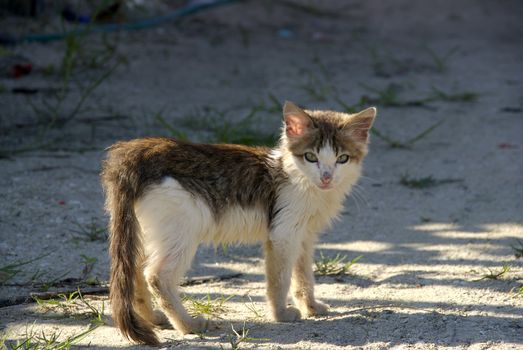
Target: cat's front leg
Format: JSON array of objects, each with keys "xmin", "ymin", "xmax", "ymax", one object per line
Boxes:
[
  {"xmin": 291, "ymin": 235, "xmax": 329, "ymax": 317},
  {"xmin": 264, "ymin": 237, "xmax": 302, "ymax": 322}
]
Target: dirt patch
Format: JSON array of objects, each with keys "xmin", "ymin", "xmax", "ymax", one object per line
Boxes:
[{"xmin": 1, "ymin": 0, "xmax": 522, "ymax": 349}]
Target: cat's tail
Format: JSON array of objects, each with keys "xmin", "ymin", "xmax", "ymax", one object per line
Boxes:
[{"xmin": 101, "ymin": 146, "xmax": 159, "ymax": 346}]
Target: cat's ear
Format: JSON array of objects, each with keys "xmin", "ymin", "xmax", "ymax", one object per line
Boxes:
[
  {"xmin": 283, "ymin": 101, "xmax": 313, "ymax": 137},
  {"xmin": 344, "ymin": 107, "xmax": 377, "ymax": 143}
]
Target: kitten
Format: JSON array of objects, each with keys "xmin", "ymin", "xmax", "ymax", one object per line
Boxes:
[{"xmin": 101, "ymin": 101, "xmax": 377, "ymax": 345}]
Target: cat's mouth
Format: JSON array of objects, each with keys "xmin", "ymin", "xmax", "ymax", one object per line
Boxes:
[{"xmin": 317, "ymin": 183, "xmax": 332, "ymax": 190}]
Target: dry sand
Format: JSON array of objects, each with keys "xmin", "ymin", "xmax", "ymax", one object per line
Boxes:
[{"xmin": 0, "ymin": 0, "xmax": 522, "ymax": 349}]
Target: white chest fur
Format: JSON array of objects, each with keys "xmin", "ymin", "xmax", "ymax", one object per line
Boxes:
[{"xmin": 134, "ymin": 170, "xmax": 355, "ymax": 255}]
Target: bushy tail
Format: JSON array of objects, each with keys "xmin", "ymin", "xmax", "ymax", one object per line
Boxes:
[{"xmin": 102, "ymin": 155, "xmax": 159, "ymax": 345}]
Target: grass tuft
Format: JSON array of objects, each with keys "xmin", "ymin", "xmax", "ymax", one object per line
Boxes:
[
  {"xmin": 29, "ymin": 33, "xmax": 124, "ymax": 128},
  {"xmin": 430, "ymin": 86, "xmax": 479, "ymax": 102},
  {"xmin": 0, "ymin": 254, "xmax": 50, "ymax": 284},
  {"xmin": 33, "ymin": 291, "xmax": 80, "ymax": 319},
  {"xmin": 243, "ymin": 294, "xmax": 264, "ymax": 320},
  {"xmin": 299, "ymin": 72, "xmax": 333, "ymax": 101},
  {"xmin": 155, "ymin": 112, "xmax": 188, "ymax": 141},
  {"xmin": 33, "ymin": 288, "xmax": 105, "ymax": 325},
  {"xmin": 71, "ymin": 218, "xmax": 106, "ymax": 242},
  {"xmin": 400, "ymin": 174, "xmax": 463, "ymax": 189},
  {"xmin": 176, "ymin": 106, "xmax": 278, "ymax": 146},
  {"xmin": 360, "ymin": 83, "xmax": 402, "ymax": 106},
  {"xmin": 1, "ymin": 324, "xmax": 99, "ymax": 350},
  {"xmin": 221, "ymin": 322, "xmax": 269, "ymax": 350},
  {"xmin": 182, "ymin": 294, "xmax": 233, "ymax": 318},
  {"xmin": 511, "ymin": 239, "xmax": 523, "ymax": 259},
  {"xmin": 359, "ymin": 83, "xmax": 430, "ymax": 107},
  {"xmin": 474, "ymin": 265, "xmax": 511, "ymax": 282},
  {"xmin": 336, "ymin": 93, "xmax": 444, "ymax": 149},
  {"xmin": 79, "ymin": 254, "xmax": 98, "ymax": 283},
  {"xmin": 423, "ymin": 46, "xmax": 459, "ymax": 73},
  {"xmin": 369, "ymin": 122, "xmax": 443, "ymax": 149},
  {"xmin": 314, "ymin": 252, "xmax": 362, "ymax": 276},
  {"xmin": 368, "ymin": 47, "xmax": 414, "ymax": 78},
  {"xmin": 77, "ymin": 289, "xmax": 105, "ymax": 326}
]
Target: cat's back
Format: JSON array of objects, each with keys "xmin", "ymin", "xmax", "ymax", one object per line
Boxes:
[
  {"xmin": 106, "ymin": 137, "xmax": 269, "ymax": 165},
  {"xmin": 103, "ymin": 137, "xmax": 284, "ymax": 217},
  {"xmin": 104, "ymin": 137, "xmax": 276, "ymax": 182}
]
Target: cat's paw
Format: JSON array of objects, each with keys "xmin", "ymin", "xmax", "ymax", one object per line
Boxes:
[
  {"xmin": 274, "ymin": 306, "xmax": 301, "ymax": 322},
  {"xmin": 152, "ymin": 310, "xmax": 171, "ymax": 328},
  {"xmin": 294, "ymin": 298, "xmax": 330, "ymax": 317},
  {"xmin": 204, "ymin": 318, "xmax": 220, "ymax": 331},
  {"xmin": 179, "ymin": 316, "xmax": 217, "ymax": 334},
  {"xmin": 305, "ymin": 301, "xmax": 329, "ymax": 317}
]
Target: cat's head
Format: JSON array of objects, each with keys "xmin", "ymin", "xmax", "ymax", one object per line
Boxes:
[{"xmin": 280, "ymin": 101, "xmax": 376, "ymax": 191}]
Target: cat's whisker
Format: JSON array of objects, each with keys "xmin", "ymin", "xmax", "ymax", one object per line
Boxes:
[
  {"xmin": 351, "ymin": 185, "xmax": 370, "ymax": 209},
  {"xmin": 348, "ymin": 190, "xmax": 362, "ymax": 213},
  {"xmin": 353, "ymin": 183, "xmax": 370, "ymax": 197},
  {"xmin": 358, "ymin": 175, "xmax": 378, "ymax": 182},
  {"xmin": 351, "ymin": 192, "xmax": 366, "ymax": 213},
  {"xmin": 353, "ymin": 182, "xmax": 369, "ymax": 194},
  {"xmin": 347, "ymin": 185, "xmax": 368, "ymax": 213}
]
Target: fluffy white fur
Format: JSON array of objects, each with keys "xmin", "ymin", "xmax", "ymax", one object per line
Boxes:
[
  {"xmin": 133, "ymin": 138, "xmax": 365, "ymax": 330},
  {"xmin": 102, "ymin": 101, "xmax": 377, "ymax": 346}
]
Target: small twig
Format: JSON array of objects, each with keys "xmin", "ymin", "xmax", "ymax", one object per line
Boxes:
[
  {"xmin": 278, "ymin": 0, "xmax": 342, "ymax": 17},
  {"xmin": 58, "ymin": 61, "xmax": 121, "ymax": 126},
  {"xmin": 345, "ymin": 303, "xmax": 437, "ymax": 314},
  {"xmin": 11, "ymin": 87, "xmax": 64, "ymax": 94},
  {"xmin": 405, "ymin": 119, "xmax": 444, "ymax": 145},
  {"xmin": 0, "ymin": 140, "xmax": 58, "ymax": 159},
  {"xmin": 0, "ymin": 273, "xmax": 243, "ymax": 308},
  {"xmin": 182, "ymin": 273, "xmax": 243, "ymax": 286}
]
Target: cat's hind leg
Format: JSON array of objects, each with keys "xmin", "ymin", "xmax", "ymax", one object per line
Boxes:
[
  {"xmin": 144, "ymin": 243, "xmax": 213, "ymax": 334},
  {"xmin": 290, "ymin": 236, "xmax": 329, "ymax": 317},
  {"xmin": 135, "ymin": 178, "xmax": 215, "ymax": 335},
  {"xmin": 133, "ymin": 265, "xmax": 169, "ymax": 328}
]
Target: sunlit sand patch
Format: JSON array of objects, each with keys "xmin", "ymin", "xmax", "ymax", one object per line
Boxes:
[
  {"xmin": 480, "ymin": 223, "xmax": 523, "ymax": 236},
  {"xmin": 318, "ymin": 241, "xmax": 393, "ymax": 253},
  {"xmin": 410, "ymin": 222, "xmax": 462, "ymax": 232},
  {"xmin": 410, "ymin": 222, "xmax": 523, "ymax": 239}
]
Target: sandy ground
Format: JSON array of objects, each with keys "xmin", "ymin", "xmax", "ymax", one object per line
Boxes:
[{"xmin": 1, "ymin": 0, "xmax": 522, "ymax": 349}]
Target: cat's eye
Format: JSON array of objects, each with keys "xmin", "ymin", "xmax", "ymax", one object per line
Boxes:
[
  {"xmin": 304, "ymin": 152, "xmax": 318, "ymax": 163},
  {"xmin": 337, "ymin": 154, "xmax": 350, "ymax": 164}
]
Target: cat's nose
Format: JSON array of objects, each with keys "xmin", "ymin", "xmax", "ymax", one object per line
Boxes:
[{"xmin": 321, "ymin": 172, "xmax": 332, "ymax": 184}]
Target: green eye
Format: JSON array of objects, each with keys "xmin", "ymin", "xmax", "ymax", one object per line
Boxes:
[
  {"xmin": 304, "ymin": 152, "xmax": 318, "ymax": 162},
  {"xmin": 337, "ymin": 154, "xmax": 350, "ymax": 164}
]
